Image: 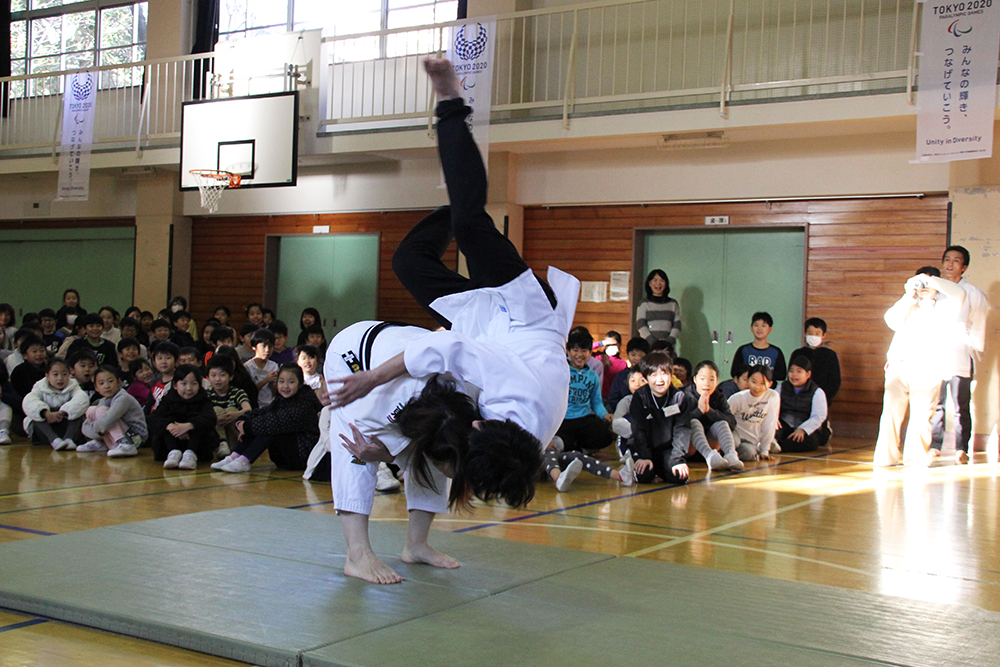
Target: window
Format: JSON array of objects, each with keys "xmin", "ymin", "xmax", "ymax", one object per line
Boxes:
[{"xmin": 10, "ymin": 0, "xmax": 148, "ymax": 97}]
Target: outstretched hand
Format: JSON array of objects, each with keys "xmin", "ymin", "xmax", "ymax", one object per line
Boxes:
[
  {"xmin": 327, "ymin": 372, "xmax": 378, "ymax": 408},
  {"xmin": 339, "ymin": 423, "xmax": 393, "ymax": 464}
]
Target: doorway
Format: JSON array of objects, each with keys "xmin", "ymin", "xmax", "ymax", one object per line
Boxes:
[{"xmin": 642, "ymin": 227, "xmax": 805, "ymax": 374}]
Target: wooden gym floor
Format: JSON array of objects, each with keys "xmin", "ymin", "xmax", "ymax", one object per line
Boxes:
[{"xmin": 0, "ymin": 429, "xmax": 997, "ymax": 666}]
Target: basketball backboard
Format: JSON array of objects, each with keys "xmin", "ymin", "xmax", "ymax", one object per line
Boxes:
[{"xmin": 179, "ymin": 91, "xmax": 299, "ymax": 190}]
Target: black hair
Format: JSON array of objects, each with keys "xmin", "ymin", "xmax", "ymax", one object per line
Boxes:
[
  {"xmin": 268, "ymin": 319, "xmax": 289, "ymax": 337},
  {"xmin": 206, "ymin": 352, "xmax": 236, "ymax": 376},
  {"xmin": 201, "ymin": 318, "xmax": 221, "ymax": 333},
  {"xmin": 79, "ymin": 313, "xmax": 103, "ymax": 328},
  {"xmin": 94, "ymin": 364, "xmax": 121, "ymax": 383},
  {"xmin": 465, "ymin": 420, "xmax": 543, "ymax": 509},
  {"xmin": 730, "ymin": 361, "xmax": 749, "ymax": 379},
  {"xmin": 210, "ymin": 326, "xmax": 235, "ymax": 344},
  {"xmin": 240, "ymin": 322, "xmax": 260, "ymax": 337},
  {"xmin": 98, "ymin": 305, "xmax": 119, "ymax": 318},
  {"xmin": 301, "ymin": 323, "xmax": 327, "ymax": 346},
  {"xmin": 151, "ymin": 318, "xmax": 172, "ymax": 331},
  {"xmin": 19, "ymin": 334, "xmax": 45, "ymax": 356},
  {"xmin": 751, "ymin": 311, "xmax": 773, "ymax": 327},
  {"xmin": 21, "ymin": 313, "xmax": 41, "ymax": 328},
  {"xmin": 250, "ymin": 328, "xmax": 276, "ymax": 348},
  {"xmin": 245, "ymin": 302, "xmax": 264, "ymax": 317},
  {"xmin": 119, "ymin": 316, "xmax": 139, "ymax": 332},
  {"xmin": 125, "ymin": 306, "xmax": 142, "ymax": 319},
  {"xmin": 644, "ymin": 269, "xmax": 670, "ymax": 300},
  {"xmin": 300, "ymin": 307, "xmax": 321, "ymax": 330},
  {"xmin": 567, "ymin": 329, "xmax": 593, "ymax": 351},
  {"xmin": 627, "ymin": 365, "xmax": 645, "ymax": 378},
  {"xmin": 44, "ymin": 357, "xmax": 70, "ymax": 374},
  {"xmin": 128, "ymin": 357, "xmax": 153, "ymax": 380},
  {"xmin": 117, "ymin": 337, "xmax": 140, "ymax": 353},
  {"xmin": 693, "ymin": 359, "xmax": 719, "ymax": 377},
  {"xmin": 13, "ymin": 326, "xmax": 35, "ymax": 343},
  {"xmin": 803, "ymin": 317, "xmax": 827, "ymax": 334},
  {"xmin": 626, "ymin": 337, "xmax": 650, "ymax": 355},
  {"xmin": 0, "ymin": 303, "xmax": 16, "ymax": 327},
  {"xmin": 605, "ymin": 330, "xmax": 622, "ymax": 346},
  {"xmin": 62, "ymin": 288, "xmax": 80, "ymax": 305},
  {"xmin": 639, "ymin": 351, "xmax": 674, "ymax": 377},
  {"xmin": 673, "ymin": 357, "xmax": 693, "ymax": 378},
  {"xmin": 172, "ymin": 364, "xmax": 203, "ymax": 387},
  {"xmin": 788, "ymin": 355, "xmax": 812, "ymax": 373},
  {"xmin": 139, "ymin": 310, "xmax": 154, "ymax": 322},
  {"xmin": 150, "ymin": 340, "xmax": 180, "ymax": 360},
  {"xmin": 295, "ymin": 344, "xmax": 318, "ymax": 359},
  {"xmin": 67, "ymin": 348, "xmax": 98, "ymax": 367},
  {"xmin": 179, "ymin": 347, "xmax": 202, "ymax": 364},
  {"xmin": 169, "ymin": 296, "xmax": 188, "ymax": 309},
  {"xmin": 916, "ymin": 266, "xmax": 941, "ymax": 277},
  {"xmin": 261, "ymin": 308, "xmax": 275, "ymax": 320},
  {"xmin": 169, "ymin": 310, "xmax": 192, "ymax": 324},
  {"xmin": 214, "ymin": 305, "xmax": 232, "ymax": 317},
  {"xmin": 277, "ymin": 362, "xmax": 304, "ymax": 386},
  {"xmin": 943, "ymin": 245, "xmax": 970, "ymax": 267},
  {"xmin": 748, "ymin": 364, "xmax": 773, "ymax": 383},
  {"xmin": 38, "ymin": 308, "xmax": 57, "ymax": 320},
  {"xmin": 650, "ymin": 339, "xmax": 675, "ymax": 356}
]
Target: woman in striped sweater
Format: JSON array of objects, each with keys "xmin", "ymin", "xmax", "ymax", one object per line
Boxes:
[{"xmin": 635, "ymin": 269, "xmax": 681, "ymax": 348}]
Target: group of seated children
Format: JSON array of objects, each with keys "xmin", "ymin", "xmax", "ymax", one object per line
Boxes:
[
  {"xmin": 546, "ymin": 314, "xmax": 841, "ymax": 491},
  {"xmin": 0, "ymin": 295, "xmax": 330, "ymax": 476}
]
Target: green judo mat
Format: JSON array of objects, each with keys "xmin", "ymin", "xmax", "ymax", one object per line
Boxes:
[{"xmin": 0, "ymin": 506, "xmax": 997, "ymax": 667}]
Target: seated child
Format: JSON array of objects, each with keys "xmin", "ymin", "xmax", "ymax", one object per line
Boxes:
[
  {"xmin": 268, "ymin": 320, "xmax": 295, "ymax": 365},
  {"xmin": 205, "ymin": 326, "xmax": 236, "ymax": 364},
  {"xmin": 628, "ymin": 351, "xmax": 692, "ymax": 484},
  {"xmin": 216, "ymin": 345, "xmax": 259, "ymax": 409},
  {"xmin": 127, "ymin": 358, "xmax": 155, "ymax": 410},
  {"xmin": 169, "ymin": 310, "xmax": 197, "ymax": 348},
  {"xmin": 237, "ymin": 323, "xmax": 259, "ymax": 362},
  {"xmin": 117, "ymin": 338, "xmax": 142, "ymax": 378},
  {"xmin": 178, "ymin": 346, "xmax": 202, "ymax": 368},
  {"xmin": 214, "ymin": 363, "xmax": 322, "ymax": 473},
  {"xmin": 78, "ymin": 365, "xmax": 147, "ymax": 457},
  {"xmin": 611, "ymin": 366, "xmax": 647, "ymax": 457},
  {"xmin": 296, "ymin": 344, "xmax": 324, "ymax": 391},
  {"xmin": 148, "ymin": 364, "xmax": 218, "ymax": 469},
  {"xmin": 718, "ymin": 362, "xmax": 749, "ymax": 399},
  {"xmin": 301, "ymin": 324, "xmax": 327, "ymax": 358},
  {"xmin": 148, "ymin": 341, "xmax": 179, "ymax": 413},
  {"xmin": 790, "ymin": 317, "xmax": 841, "ymax": 405},
  {"xmin": 685, "ymin": 360, "xmax": 743, "ymax": 471},
  {"xmin": 731, "ymin": 311, "xmax": 787, "ymax": 383},
  {"xmin": 38, "ymin": 308, "xmax": 65, "ymax": 356},
  {"xmin": 118, "ymin": 317, "xmax": 147, "ymax": 358},
  {"xmin": 67, "ymin": 314, "xmax": 118, "ymax": 366},
  {"xmin": 205, "ymin": 354, "xmax": 251, "ymax": 457},
  {"xmin": 0, "ymin": 363, "xmax": 18, "ymax": 442},
  {"xmin": 556, "ymin": 329, "xmax": 614, "ymax": 453},
  {"xmin": 197, "ymin": 319, "xmax": 220, "ymax": 358},
  {"xmin": 596, "ymin": 331, "xmax": 628, "ymax": 399},
  {"xmin": 11, "ymin": 335, "xmax": 48, "ymax": 400},
  {"xmin": 67, "ymin": 348, "xmax": 98, "ymax": 401},
  {"xmin": 728, "ymin": 365, "xmax": 780, "ymax": 461},
  {"xmin": 21, "ymin": 358, "xmax": 90, "ymax": 450},
  {"xmin": 671, "ymin": 357, "xmax": 693, "ymax": 390},
  {"xmin": 245, "ymin": 329, "xmax": 279, "ymax": 407},
  {"xmin": 605, "ymin": 337, "xmax": 650, "ymax": 413},
  {"xmin": 150, "ymin": 319, "xmax": 173, "ymax": 345},
  {"xmin": 776, "ymin": 356, "xmax": 830, "ymax": 453},
  {"xmin": 541, "ymin": 446, "xmax": 635, "ymax": 492},
  {"xmin": 56, "ymin": 320, "xmax": 86, "ymax": 359},
  {"xmin": 98, "ymin": 306, "xmax": 120, "ymax": 345},
  {"xmin": 6, "ymin": 327, "xmax": 36, "ymax": 374}
]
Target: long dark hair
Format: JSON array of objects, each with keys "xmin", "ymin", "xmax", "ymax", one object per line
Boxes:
[
  {"xmin": 644, "ymin": 269, "xmax": 670, "ymax": 301},
  {"xmin": 394, "ymin": 375, "xmax": 481, "ymax": 510}
]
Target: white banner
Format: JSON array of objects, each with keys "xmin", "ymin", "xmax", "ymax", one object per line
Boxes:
[
  {"xmin": 447, "ymin": 19, "xmax": 496, "ymax": 170},
  {"xmin": 57, "ymin": 71, "xmax": 97, "ymax": 200},
  {"xmin": 916, "ymin": 1, "xmax": 1000, "ymax": 163}
]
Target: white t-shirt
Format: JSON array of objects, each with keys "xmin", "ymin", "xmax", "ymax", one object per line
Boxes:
[{"xmin": 244, "ymin": 358, "xmax": 279, "ymax": 407}]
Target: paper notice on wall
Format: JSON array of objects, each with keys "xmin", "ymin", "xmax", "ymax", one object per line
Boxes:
[
  {"xmin": 57, "ymin": 71, "xmax": 97, "ymax": 201},
  {"xmin": 915, "ymin": 1, "xmax": 1000, "ymax": 162},
  {"xmin": 609, "ymin": 271, "xmax": 631, "ymax": 301},
  {"xmin": 580, "ymin": 281, "xmax": 608, "ymax": 302}
]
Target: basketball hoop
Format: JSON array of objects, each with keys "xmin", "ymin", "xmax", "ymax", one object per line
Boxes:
[{"xmin": 189, "ymin": 169, "xmax": 242, "ymax": 213}]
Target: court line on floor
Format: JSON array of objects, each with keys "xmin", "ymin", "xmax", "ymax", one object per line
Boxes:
[
  {"xmin": 0, "ymin": 618, "xmax": 48, "ymax": 633},
  {"xmin": 455, "ymin": 444, "xmax": 873, "ymax": 534},
  {"xmin": 0, "ymin": 523, "xmax": 55, "ymax": 536}
]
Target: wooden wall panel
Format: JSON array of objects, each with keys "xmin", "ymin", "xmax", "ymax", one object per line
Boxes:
[
  {"xmin": 188, "ymin": 211, "xmax": 449, "ymax": 333},
  {"xmin": 523, "ymin": 196, "xmax": 949, "ymax": 423}
]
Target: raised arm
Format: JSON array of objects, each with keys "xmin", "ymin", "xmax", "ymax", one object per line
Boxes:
[{"xmin": 328, "ymin": 352, "xmax": 408, "ymax": 408}]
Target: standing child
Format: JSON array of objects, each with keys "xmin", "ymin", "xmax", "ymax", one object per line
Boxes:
[
  {"xmin": 21, "ymin": 358, "xmax": 89, "ymax": 450},
  {"xmin": 731, "ymin": 312, "xmax": 787, "ymax": 383},
  {"xmin": 77, "ymin": 366, "xmax": 146, "ymax": 457},
  {"xmin": 790, "ymin": 317, "xmax": 841, "ymax": 405},
  {"xmin": 776, "ymin": 356, "xmax": 830, "ymax": 453},
  {"xmin": 685, "ymin": 360, "xmax": 743, "ymax": 471},
  {"xmin": 245, "ymin": 329, "xmax": 279, "ymax": 407},
  {"xmin": 628, "ymin": 352, "xmax": 693, "ymax": 484},
  {"xmin": 556, "ymin": 329, "xmax": 614, "ymax": 453},
  {"xmin": 728, "ymin": 365, "xmax": 780, "ymax": 461},
  {"xmin": 205, "ymin": 354, "xmax": 251, "ymax": 457},
  {"xmin": 148, "ymin": 364, "xmax": 218, "ymax": 469},
  {"xmin": 214, "ymin": 363, "xmax": 322, "ymax": 473}
]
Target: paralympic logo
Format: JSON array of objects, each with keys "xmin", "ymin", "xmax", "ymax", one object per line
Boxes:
[
  {"xmin": 454, "ymin": 24, "xmax": 488, "ymax": 61},
  {"xmin": 70, "ymin": 73, "xmax": 94, "ymax": 101},
  {"xmin": 948, "ymin": 20, "xmax": 972, "ymax": 37}
]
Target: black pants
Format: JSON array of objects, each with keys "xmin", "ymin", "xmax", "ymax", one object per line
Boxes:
[
  {"xmin": 776, "ymin": 422, "xmax": 830, "ymax": 453},
  {"xmin": 930, "ymin": 374, "xmax": 973, "ymax": 453},
  {"xmin": 634, "ymin": 447, "xmax": 687, "ymax": 485},
  {"xmin": 32, "ymin": 417, "xmax": 82, "ymax": 445},
  {"xmin": 236, "ymin": 433, "xmax": 308, "ymax": 470},
  {"xmin": 392, "ymin": 98, "xmax": 553, "ymax": 328},
  {"xmin": 542, "ymin": 450, "xmax": 614, "ymax": 479},
  {"xmin": 152, "ymin": 429, "xmax": 218, "ymax": 462},
  {"xmin": 556, "ymin": 415, "xmax": 615, "ymax": 453}
]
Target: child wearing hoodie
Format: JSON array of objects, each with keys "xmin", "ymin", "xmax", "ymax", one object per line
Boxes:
[{"xmin": 21, "ymin": 358, "xmax": 90, "ymax": 450}]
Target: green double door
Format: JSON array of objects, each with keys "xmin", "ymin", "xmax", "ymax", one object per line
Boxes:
[
  {"xmin": 643, "ymin": 228, "xmax": 805, "ymax": 375},
  {"xmin": 275, "ymin": 234, "xmax": 379, "ymax": 339}
]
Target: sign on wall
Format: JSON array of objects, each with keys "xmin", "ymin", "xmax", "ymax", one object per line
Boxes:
[
  {"xmin": 57, "ymin": 71, "xmax": 97, "ymax": 201},
  {"xmin": 916, "ymin": 1, "xmax": 1000, "ymax": 162}
]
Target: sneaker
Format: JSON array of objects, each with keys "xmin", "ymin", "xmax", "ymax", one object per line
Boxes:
[
  {"xmin": 178, "ymin": 450, "xmax": 198, "ymax": 470},
  {"xmin": 706, "ymin": 451, "xmax": 727, "ymax": 470},
  {"xmin": 375, "ymin": 462, "xmax": 402, "ymax": 492},
  {"xmin": 76, "ymin": 440, "xmax": 108, "ymax": 453},
  {"xmin": 163, "ymin": 449, "xmax": 183, "ymax": 469},
  {"xmin": 549, "ymin": 435, "xmax": 565, "ymax": 454},
  {"xmin": 724, "ymin": 450, "xmax": 745, "ymax": 471},
  {"xmin": 555, "ymin": 458, "xmax": 584, "ymax": 492},
  {"xmin": 0, "ymin": 429, "xmax": 11, "ymax": 445},
  {"xmin": 51, "ymin": 438, "xmax": 71, "ymax": 451},
  {"xmin": 211, "ymin": 454, "xmax": 236, "ymax": 470},
  {"xmin": 214, "ymin": 441, "xmax": 231, "ymax": 460},
  {"xmin": 769, "ymin": 441, "xmax": 781, "ymax": 454},
  {"xmin": 618, "ymin": 457, "xmax": 635, "ymax": 487},
  {"xmin": 956, "ymin": 450, "xmax": 970, "ymax": 464},
  {"xmin": 221, "ymin": 456, "xmax": 252, "ymax": 473},
  {"xmin": 107, "ymin": 444, "xmax": 138, "ymax": 458}
]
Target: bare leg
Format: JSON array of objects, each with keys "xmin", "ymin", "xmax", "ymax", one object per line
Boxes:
[
  {"xmin": 424, "ymin": 58, "xmax": 461, "ymax": 100},
  {"xmin": 341, "ymin": 511, "xmax": 403, "ymax": 584},
  {"xmin": 401, "ymin": 509, "xmax": 460, "ymax": 569}
]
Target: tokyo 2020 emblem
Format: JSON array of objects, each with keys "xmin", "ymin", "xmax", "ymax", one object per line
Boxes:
[{"xmin": 454, "ymin": 24, "xmax": 488, "ymax": 61}]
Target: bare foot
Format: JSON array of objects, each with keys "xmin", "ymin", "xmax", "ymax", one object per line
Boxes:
[
  {"xmin": 402, "ymin": 542, "xmax": 461, "ymax": 569},
  {"xmin": 423, "ymin": 58, "xmax": 461, "ymax": 100},
  {"xmin": 345, "ymin": 548, "xmax": 403, "ymax": 584}
]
